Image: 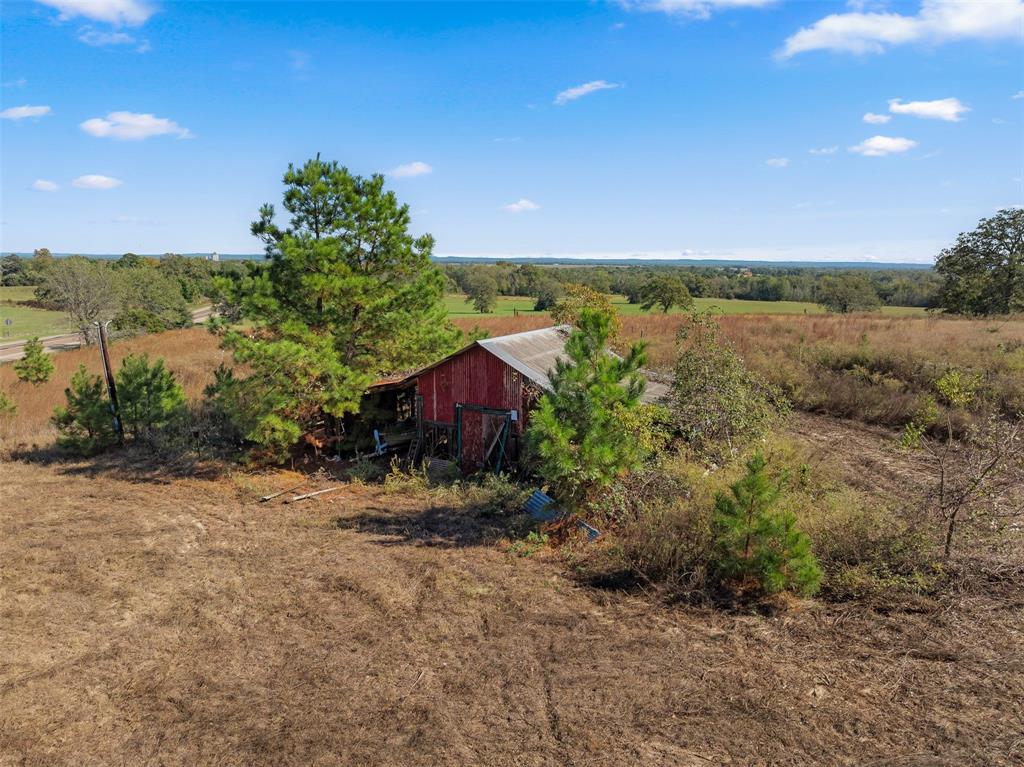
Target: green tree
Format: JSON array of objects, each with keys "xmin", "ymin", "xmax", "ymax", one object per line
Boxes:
[
  {"xmin": 550, "ymin": 284, "xmax": 620, "ymax": 336},
  {"xmin": 818, "ymin": 274, "xmax": 881, "ymax": 313},
  {"xmin": 526, "ymin": 309, "xmax": 648, "ymax": 511},
  {"xmin": 934, "ymin": 208, "xmax": 1024, "ymax": 316},
  {"xmin": 13, "ymin": 337, "xmax": 54, "ymax": 384},
  {"xmin": 112, "ymin": 252, "xmax": 149, "ymax": 270},
  {"xmin": 116, "ymin": 354, "xmax": 187, "ymax": 440},
  {"xmin": 217, "ymin": 156, "xmax": 461, "ymax": 459},
  {"xmin": 712, "ymin": 452, "xmax": 821, "ymax": 598},
  {"xmin": 0, "ymin": 389, "xmax": 15, "ymax": 417},
  {"xmin": 640, "ymin": 274, "xmax": 693, "ymax": 313},
  {"xmin": 36, "ymin": 257, "xmax": 120, "ymax": 343},
  {"xmin": 113, "ymin": 265, "xmax": 191, "ymax": 333},
  {"xmin": 463, "ymin": 267, "xmax": 499, "ymax": 313},
  {"xmin": 52, "ymin": 365, "xmax": 118, "ymax": 455},
  {"xmin": 531, "ymin": 274, "xmax": 564, "ymax": 311}
]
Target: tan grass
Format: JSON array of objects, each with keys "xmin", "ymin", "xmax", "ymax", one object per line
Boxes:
[{"xmin": 0, "ymin": 327, "xmax": 224, "ymax": 450}]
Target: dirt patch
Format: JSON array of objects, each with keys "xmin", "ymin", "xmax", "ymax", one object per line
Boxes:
[{"xmin": 1, "ymin": 459, "xmax": 1022, "ymax": 766}]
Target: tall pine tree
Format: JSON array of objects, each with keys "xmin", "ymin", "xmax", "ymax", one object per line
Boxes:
[{"xmin": 216, "ymin": 156, "xmax": 461, "ymax": 458}]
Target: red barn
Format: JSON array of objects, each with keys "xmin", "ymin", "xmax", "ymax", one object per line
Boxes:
[{"xmin": 406, "ymin": 326, "xmax": 668, "ymax": 472}]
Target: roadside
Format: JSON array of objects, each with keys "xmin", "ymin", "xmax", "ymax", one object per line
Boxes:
[{"xmin": 0, "ymin": 305, "xmax": 214, "ymax": 363}]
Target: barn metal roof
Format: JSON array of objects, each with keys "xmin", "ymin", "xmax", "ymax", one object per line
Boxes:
[{"xmin": 476, "ymin": 325, "xmax": 670, "ymax": 405}]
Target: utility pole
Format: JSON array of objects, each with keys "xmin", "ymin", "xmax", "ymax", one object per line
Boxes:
[{"xmin": 95, "ymin": 320, "xmax": 124, "ymax": 444}]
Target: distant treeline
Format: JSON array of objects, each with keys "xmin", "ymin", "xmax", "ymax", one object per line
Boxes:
[
  {"xmin": 0, "ymin": 250, "xmax": 247, "ymax": 340},
  {"xmin": 440, "ymin": 261, "xmax": 940, "ymax": 309},
  {"xmin": 2, "ymin": 251, "xmax": 941, "ymax": 312}
]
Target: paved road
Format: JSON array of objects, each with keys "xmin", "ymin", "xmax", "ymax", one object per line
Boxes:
[{"xmin": 0, "ymin": 306, "xmax": 214, "ymax": 363}]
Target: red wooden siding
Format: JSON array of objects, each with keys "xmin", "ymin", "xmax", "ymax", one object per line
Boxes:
[{"xmin": 416, "ymin": 344, "xmax": 526, "ymax": 432}]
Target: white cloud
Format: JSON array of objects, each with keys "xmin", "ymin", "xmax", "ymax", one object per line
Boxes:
[
  {"xmin": 0, "ymin": 105, "xmax": 51, "ymax": 120},
  {"xmin": 32, "ymin": 179, "xmax": 59, "ymax": 192},
  {"xmin": 73, "ymin": 174, "xmax": 123, "ymax": 189},
  {"xmin": 766, "ymin": 157, "xmax": 789, "ymax": 167},
  {"xmin": 863, "ymin": 112, "xmax": 891, "ymax": 124},
  {"xmin": 779, "ymin": 0, "xmax": 1024, "ymax": 58},
  {"xmin": 389, "ymin": 161, "xmax": 433, "ymax": 178},
  {"xmin": 36, "ymin": 0, "xmax": 155, "ymax": 26},
  {"xmin": 77, "ymin": 26, "xmax": 146, "ymax": 49},
  {"xmin": 849, "ymin": 135, "xmax": 918, "ymax": 156},
  {"xmin": 888, "ymin": 97, "xmax": 969, "ymax": 121},
  {"xmin": 1014, "ymin": 90, "xmax": 1024, "ymax": 99},
  {"xmin": 80, "ymin": 111, "xmax": 193, "ymax": 140},
  {"xmin": 502, "ymin": 199, "xmax": 540, "ymax": 213},
  {"xmin": 621, "ymin": 0, "xmax": 777, "ymax": 20},
  {"xmin": 809, "ymin": 146, "xmax": 839, "ymax": 155},
  {"xmin": 554, "ymin": 80, "xmax": 620, "ymax": 105},
  {"xmin": 3, "ymin": 78, "xmax": 27, "ymax": 88}
]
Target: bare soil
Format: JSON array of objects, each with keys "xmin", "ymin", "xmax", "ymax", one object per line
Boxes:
[{"xmin": 2, "ymin": 442, "xmax": 1022, "ymax": 766}]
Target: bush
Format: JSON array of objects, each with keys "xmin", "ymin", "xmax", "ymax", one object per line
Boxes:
[
  {"xmin": 52, "ymin": 365, "xmax": 118, "ymax": 455},
  {"xmin": 710, "ymin": 452, "xmax": 821, "ymax": 598},
  {"xmin": 0, "ymin": 390, "xmax": 16, "ymax": 417},
  {"xmin": 116, "ymin": 354, "xmax": 187, "ymax": 441},
  {"xmin": 669, "ymin": 312, "xmax": 788, "ymax": 462},
  {"xmin": 13, "ymin": 337, "xmax": 54, "ymax": 384},
  {"xmin": 575, "ymin": 441, "xmax": 938, "ymax": 606}
]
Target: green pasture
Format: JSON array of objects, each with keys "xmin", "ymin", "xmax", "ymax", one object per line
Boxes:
[
  {"xmin": 0, "ymin": 286, "xmax": 73, "ymax": 341},
  {"xmin": 444, "ymin": 293, "xmax": 927, "ymax": 318}
]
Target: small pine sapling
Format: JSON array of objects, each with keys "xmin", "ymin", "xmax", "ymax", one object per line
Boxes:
[
  {"xmin": 712, "ymin": 452, "xmax": 821, "ymax": 598},
  {"xmin": 52, "ymin": 365, "xmax": 117, "ymax": 455},
  {"xmin": 13, "ymin": 337, "xmax": 54, "ymax": 384},
  {"xmin": 116, "ymin": 354, "xmax": 187, "ymax": 440},
  {"xmin": 526, "ymin": 308, "xmax": 648, "ymax": 511}
]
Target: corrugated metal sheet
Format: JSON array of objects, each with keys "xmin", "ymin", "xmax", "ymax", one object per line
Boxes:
[{"xmin": 477, "ymin": 325, "xmax": 669, "ymax": 404}]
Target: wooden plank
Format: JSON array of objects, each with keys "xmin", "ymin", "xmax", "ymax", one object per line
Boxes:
[{"xmin": 285, "ymin": 486, "xmax": 344, "ymax": 503}]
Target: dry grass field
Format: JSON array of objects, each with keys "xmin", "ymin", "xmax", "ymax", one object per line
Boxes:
[
  {"xmin": 4, "ymin": 314, "xmax": 1023, "ymax": 452},
  {"xmin": 2, "ymin": 449, "xmax": 1022, "ymax": 766},
  {"xmin": 454, "ymin": 312, "xmax": 1024, "ymax": 427},
  {"xmin": 0, "ymin": 328, "xmax": 224, "ymax": 451}
]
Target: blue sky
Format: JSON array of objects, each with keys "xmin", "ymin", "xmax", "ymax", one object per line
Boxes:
[{"xmin": 1, "ymin": 0, "xmax": 1022, "ymax": 263}]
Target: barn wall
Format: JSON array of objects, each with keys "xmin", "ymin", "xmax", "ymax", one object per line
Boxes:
[{"xmin": 417, "ymin": 345, "xmax": 526, "ymax": 430}]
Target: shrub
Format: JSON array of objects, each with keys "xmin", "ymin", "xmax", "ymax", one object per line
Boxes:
[
  {"xmin": 0, "ymin": 390, "xmax": 16, "ymax": 417},
  {"xmin": 669, "ymin": 312, "xmax": 788, "ymax": 462},
  {"xmin": 710, "ymin": 452, "xmax": 821, "ymax": 598},
  {"xmin": 116, "ymin": 353, "xmax": 187, "ymax": 441},
  {"xmin": 52, "ymin": 365, "xmax": 118, "ymax": 455},
  {"xmin": 13, "ymin": 337, "xmax": 54, "ymax": 384}
]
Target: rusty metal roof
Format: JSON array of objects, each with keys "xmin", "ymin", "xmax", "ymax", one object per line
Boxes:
[{"xmin": 476, "ymin": 325, "xmax": 670, "ymax": 405}]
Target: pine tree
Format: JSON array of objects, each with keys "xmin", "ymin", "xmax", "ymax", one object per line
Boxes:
[
  {"xmin": 526, "ymin": 308, "xmax": 648, "ymax": 511},
  {"xmin": 217, "ymin": 156, "xmax": 462, "ymax": 459},
  {"xmin": 116, "ymin": 354, "xmax": 187, "ymax": 440},
  {"xmin": 0, "ymin": 389, "xmax": 15, "ymax": 417},
  {"xmin": 51, "ymin": 365, "xmax": 117, "ymax": 455},
  {"xmin": 13, "ymin": 337, "xmax": 54, "ymax": 384},
  {"xmin": 712, "ymin": 452, "xmax": 821, "ymax": 597}
]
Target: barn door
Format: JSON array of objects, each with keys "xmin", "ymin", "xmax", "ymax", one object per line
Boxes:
[{"xmin": 456, "ymin": 406, "xmax": 512, "ymax": 473}]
